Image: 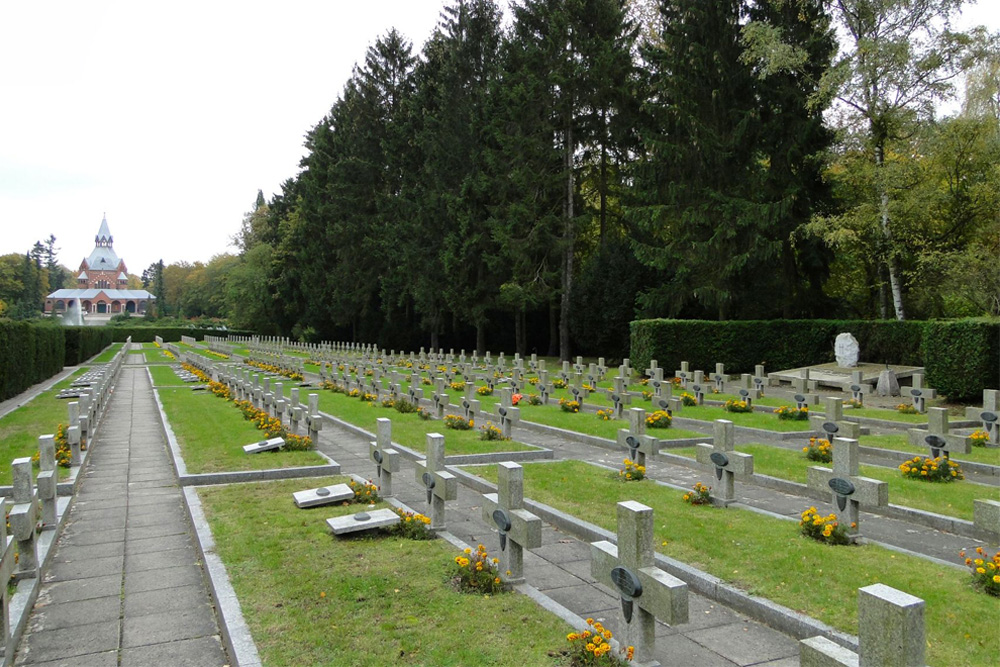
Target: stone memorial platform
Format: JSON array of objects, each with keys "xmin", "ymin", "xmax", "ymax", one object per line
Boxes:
[
  {"xmin": 292, "ymin": 483, "xmax": 353, "ymax": 509},
  {"xmin": 326, "ymin": 509, "xmax": 399, "ymax": 535}
]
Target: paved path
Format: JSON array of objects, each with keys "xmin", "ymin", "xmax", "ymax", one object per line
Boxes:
[
  {"xmin": 314, "ymin": 418, "xmax": 801, "ymax": 667},
  {"xmin": 14, "ymin": 366, "xmax": 228, "ymax": 667}
]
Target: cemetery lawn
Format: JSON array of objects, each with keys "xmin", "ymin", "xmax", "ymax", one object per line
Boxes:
[
  {"xmin": 0, "ymin": 369, "xmax": 86, "ymax": 484},
  {"xmin": 313, "ymin": 391, "xmax": 538, "ymax": 455},
  {"xmin": 843, "ymin": 406, "xmax": 931, "ymax": 424},
  {"xmin": 668, "ymin": 445, "xmax": 986, "ymax": 521},
  {"xmin": 144, "ymin": 349, "xmax": 177, "ymax": 364},
  {"xmin": 702, "ymin": 393, "xmax": 791, "ymax": 409},
  {"xmin": 148, "ymin": 365, "xmax": 188, "ymax": 387},
  {"xmin": 670, "ymin": 404, "xmax": 813, "ymax": 432},
  {"xmin": 90, "ymin": 342, "xmax": 124, "ymax": 363},
  {"xmin": 156, "ymin": 389, "xmax": 326, "ymax": 473},
  {"xmin": 465, "ymin": 461, "xmax": 998, "ymax": 667},
  {"xmin": 512, "ymin": 403, "xmax": 706, "ymax": 441},
  {"xmin": 860, "ymin": 433, "xmax": 1000, "ymax": 467},
  {"xmin": 197, "ymin": 478, "xmax": 574, "ymax": 666}
]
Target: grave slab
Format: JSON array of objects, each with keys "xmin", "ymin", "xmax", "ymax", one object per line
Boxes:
[
  {"xmin": 242, "ymin": 436, "xmax": 285, "ymax": 454},
  {"xmin": 326, "ymin": 508, "xmax": 400, "ymax": 535},
  {"xmin": 292, "ymin": 483, "xmax": 354, "ymax": 508}
]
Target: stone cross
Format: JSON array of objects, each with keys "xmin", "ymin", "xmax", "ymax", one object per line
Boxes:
[
  {"xmin": 0, "ymin": 496, "xmax": 12, "ymax": 654},
  {"xmin": 695, "ymin": 420, "xmax": 753, "ymax": 506},
  {"xmin": 305, "ymin": 394, "xmax": 323, "ymax": 442},
  {"xmin": 907, "ymin": 407, "xmax": 971, "ymax": 458},
  {"xmin": 965, "ymin": 389, "xmax": 1000, "ymax": 421},
  {"xmin": 711, "ymin": 364, "xmax": 726, "ymax": 393},
  {"xmin": 689, "ymin": 383, "xmax": 705, "ymax": 405},
  {"xmin": 495, "ymin": 403, "xmax": 521, "ymax": 440},
  {"xmin": 808, "ymin": 397, "xmax": 861, "ymax": 439},
  {"xmin": 481, "ymin": 462, "xmax": 542, "ymax": 584},
  {"xmin": 414, "ymin": 433, "xmax": 457, "ymax": 530},
  {"xmin": 36, "ymin": 435, "xmax": 58, "ymax": 529},
  {"xmin": 408, "ymin": 384, "xmax": 423, "ymax": 408},
  {"xmin": 644, "ymin": 360, "xmax": 663, "ymax": 383},
  {"xmin": 807, "ymin": 437, "xmax": 888, "ymax": 541},
  {"xmin": 673, "ymin": 361, "xmax": 690, "ymax": 388},
  {"xmin": 591, "ymin": 501, "xmax": 689, "ymax": 665},
  {"xmin": 617, "ymin": 408, "xmax": 658, "ymax": 468},
  {"xmin": 10, "ymin": 458, "xmax": 38, "ymax": 580},
  {"xmin": 432, "ymin": 391, "xmax": 450, "ymax": 419},
  {"xmin": 608, "ymin": 389, "xmax": 630, "ymax": 419},
  {"xmin": 67, "ymin": 401, "xmax": 83, "ymax": 465},
  {"xmin": 289, "ymin": 405, "xmax": 303, "ymax": 435},
  {"xmin": 800, "ymin": 584, "xmax": 924, "ymax": 667},
  {"xmin": 369, "ymin": 418, "xmax": 401, "ymax": 497}
]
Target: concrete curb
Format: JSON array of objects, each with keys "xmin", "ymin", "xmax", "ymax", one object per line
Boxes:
[
  {"xmin": 515, "ymin": 417, "xmax": 713, "ymax": 451},
  {"xmin": 183, "ymin": 487, "xmax": 263, "ymax": 667},
  {"xmin": 448, "ymin": 465, "xmax": 860, "ymax": 654},
  {"xmin": 317, "ymin": 410, "xmax": 554, "ymax": 465},
  {"xmin": 857, "ymin": 445, "xmax": 999, "ymax": 479}
]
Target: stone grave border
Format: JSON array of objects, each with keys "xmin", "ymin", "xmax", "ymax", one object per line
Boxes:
[
  {"xmin": 148, "ymin": 369, "xmax": 342, "ymax": 486},
  {"xmin": 450, "ymin": 464, "xmax": 861, "ymax": 654},
  {"xmin": 654, "ymin": 448, "xmax": 989, "ymax": 540},
  {"xmin": 514, "ymin": 417, "xmax": 710, "ymax": 451},
  {"xmin": 317, "ymin": 409, "xmax": 554, "ymax": 465},
  {"xmin": 669, "ymin": 415, "xmax": 813, "ymax": 441}
]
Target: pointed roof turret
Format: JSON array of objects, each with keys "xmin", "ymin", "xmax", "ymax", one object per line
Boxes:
[{"xmin": 95, "ymin": 213, "xmax": 113, "ymax": 246}]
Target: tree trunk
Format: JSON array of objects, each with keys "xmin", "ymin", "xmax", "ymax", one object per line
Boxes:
[
  {"xmin": 476, "ymin": 322, "xmax": 486, "ymax": 356},
  {"xmin": 514, "ymin": 309, "xmax": 523, "ymax": 357},
  {"xmin": 874, "ymin": 143, "xmax": 905, "ymax": 320},
  {"xmin": 547, "ymin": 301, "xmax": 558, "ymax": 357},
  {"xmin": 559, "ymin": 123, "xmax": 574, "ymax": 362},
  {"xmin": 599, "ymin": 107, "xmax": 608, "ymax": 247}
]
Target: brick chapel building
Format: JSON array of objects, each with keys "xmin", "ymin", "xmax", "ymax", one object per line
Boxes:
[{"xmin": 44, "ymin": 215, "xmax": 155, "ymax": 321}]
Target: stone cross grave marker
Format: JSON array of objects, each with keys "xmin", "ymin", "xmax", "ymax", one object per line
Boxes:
[
  {"xmin": 369, "ymin": 418, "xmax": 401, "ymax": 497},
  {"xmin": 695, "ymin": 420, "xmax": 753, "ymax": 506},
  {"xmin": 711, "ymin": 363, "xmax": 726, "ymax": 393},
  {"xmin": 67, "ymin": 401, "xmax": 82, "ymax": 465},
  {"xmin": 0, "ymin": 496, "xmax": 13, "ymax": 654},
  {"xmin": 495, "ymin": 403, "xmax": 521, "ymax": 440},
  {"xmin": 673, "ymin": 361, "xmax": 690, "ymax": 388},
  {"xmin": 10, "ymin": 458, "xmax": 38, "ymax": 580},
  {"xmin": 481, "ymin": 462, "xmax": 542, "ymax": 584},
  {"xmin": 36, "ymin": 435, "xmax": 57, "ymax": 529},
  {"xmin": 689, "ymin": 383, "xmax": 705, "ymax": 405},
  {"xmin": 965, "ymin": 389, "xmax": 1000, "ymax": 421},
  {"xmin": 617, "ymin": 408, "xmax": 658, "ymax": 468},
  {"xmin": 591, "ymin": 501, "xmax": 689, "ymax": 665},
  {"xmin": 306, "ymin": 394, "xmax": 323, "ymax": 442},
  {"xmin": 432, "ymin": 389, "xmax": 450, "ymax": 419},
  {"xmin": 644, "ymin": 360, "xmax": 663, "ymax": 383},
  {"xmin": 808, "ymin": 397, "xmax": 860, "ymax": 439},
  {"xmin": 807, "ymin": 437, "xmax": 888, "ymax": 541},
  {"xmin": 243, "ymin": 437, "xmax": 285, "ymax": 454},
  {"xmin": 800, "ymin": 583, "xmax": 925, "ymax": 667},
  {"xmin": 293, "ymin": 483, "xmax": 354, "ymax": 509},
  {"xmin": 327, "ymin": 508, "xmax": 400, "ymax": 536},
  {"xmin": 415, "ymin": 433, "xmax": 457, "ymax": 530},
  {"xmin": 907, "ymin": 407, "xmax": 971, "ymax": 458}
]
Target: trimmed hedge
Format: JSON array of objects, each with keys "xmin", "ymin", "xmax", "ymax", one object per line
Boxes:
[
  {"xmin": 0, "ymin": 321, "xmax": 65, "ymax": 402},
  {"xmin": 630, "ymin": 318, "xmax": 998, "ymax": 402},
  {"xmin": 64, "ymin": 327, "xmax": 115, "ymax": 366}
]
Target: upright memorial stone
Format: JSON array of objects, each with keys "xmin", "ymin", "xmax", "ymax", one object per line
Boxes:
[
  {"xmin": 369, "ymin": 418, "xmax": 401, "ymax": 497},
  {"xmin": 800, "ymin": 584, "xmax": 925, "ymax": 667},
  {"xmin": 807, "ymin": 438, "xmax": 888, "ymax": 541},
  {"xmin": 415, "ymin": 434, "xmax": 457, "ymax": 530},
  {"xmin": 591, "ymin": 501, "xmax": 689, "ymax": 665},
  {"xmin": 695, "ymin": 420, "xmax": 753, "ymax": 506},
  {"xmin": 809, "ymin": 397, "xmax": 861, "ymax": 439},
  {"xmin": 36, "ymin": 435, "xmax": 58, "ymax": 529},
  {"xmin": 908, "ymin": 407, "xmax": 971, "ymax": 458},
  {"xmin": 673, "ymin": 361, "xmax": 690, "ymax": 389},
  {"xmin": 617, "ymin": 408, "xmax": 657, "ymax": 468},
  {"xmin": 10, "ymin": 458, "xmax": 38, "ymax": 580},
  {"xmin": 481, "ymin": 462, "xmax": 542, "ymax": 584}
]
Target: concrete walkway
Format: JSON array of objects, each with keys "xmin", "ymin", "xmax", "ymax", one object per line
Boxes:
[
  {"xmin": 313, "ymin": 418, "xmax": 801, "ymax": 667},
  {"xmin": 13, "ymin": 366, "xmax": 228, "ymax": 667}
]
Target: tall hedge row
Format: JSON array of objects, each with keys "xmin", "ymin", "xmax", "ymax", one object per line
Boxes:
[
  {"xmin": 630, "ymin": 318, "xmax": 998, "ymax": 402},
  {"xmin": 64, "ymin": 327, "xmax": 115, "ymax": 366},
  {"xmin": 104, "ymin": 327, "xmax": 255, "ymax": 343},
  {"xmin": 0, "ymin": 321, "xmax": 65, "ymax": 402}
]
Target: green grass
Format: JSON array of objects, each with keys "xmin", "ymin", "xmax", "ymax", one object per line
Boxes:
[
  {"xmin": 144, "ymin": 350, "xmax": 177, "ymax": 364},
  {"xmin": 91, "ymin": 343, "xmax": 124, "ymax": 363},
  {"xmin": 313, "ymin": 390, "xmax": 537, "ymax": 456},
  {"xmin": 667, "ymin": 444, "xmax": 993, "ymax": 521},
  {"xmin": 198, "ymin": 477, "xmax": 573, "ymax": 667},
  {"xmin": 511, "ymin": 401, "xmax": 706, "ymax": 441},
  {"xmin": 0, "ymin": 369, "xmax": 86, "ymax": 484},
  {"xmin": 842, "ymin": 406, "xmax": 932, "ymax": 424},
  {"xmin": 860, "ymin": 434, "xmax": 1000, "ymax": 467},
  {"xmin": 148, "ymin": 365, "xmax": 189, "ymax": 387},
  {"xmin": 156, "ymin": 389, "xmax": 326, "ymax": 474},
  {"xmin": 463, "ymin": 460, "xmax": 998, "ymax": 667},
  {"xmin": 668, "ymin": 404, "xmax": 813, "ymax": 432}
]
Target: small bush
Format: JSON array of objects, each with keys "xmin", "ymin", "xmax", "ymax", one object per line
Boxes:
[
  {"xmin": 394, "ymin": 400, "xmax": 417, "ymax": 414},
  {"xmin": 480, "ymin": 424, "xmax": 508, "ymax": 441}
]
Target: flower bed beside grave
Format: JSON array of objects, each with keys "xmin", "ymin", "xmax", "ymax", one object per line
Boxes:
[
  {"xmin": 799, "ymin": 507, "xmax": 851, "ymax": 545},
  {"xmin": 559, "ymin": 398, "xmax": 581, "ymax": 413},
  {"xmin": 244, "ymin": 359, "xmax": 303, "ymax": 382},
  {"xmin": 774, "ymin": 405, "xmax": 809, "ymax": 421},
  {"xmin": 444, "ymin": 414, "xmax": 473, "ymax": 430},
  {"xmin": 645, "ymin": 410, "xmax": 671, "ymax": 429},
  {"xmin": 564, "ymin": 617, "xmax": 632, "ymax": 665},
  {"xmin": 452, "ymin": 544, "xmax": 505, "ymax": 594},
  {"xmin": 899, "ymin": 456, "xmax": 963, "ymax": 482},
  {"xmin": 724, "ymin": 399, "xmax": 752, "ymax": 413},
  {"xmin": 959, "ymin": 547, "xmax": 1000, "ymax": 597},
  {"xmin": 682, "ymin": 482, "xmax": 712, "ymax": 505},
  {"xmin": 618, "ymin": 458, "xmax": 646, "ymax": 481},
  {"xmin": 970, "ymin": 430, "xmax": 990, "ymax": 447},
  {"xmin": 232, "ymin": 400, "xmax": 312, "ymax": 451},
  {"xmin": 803, "ymin": 437, "xmax": 832, "ymax": 463}
]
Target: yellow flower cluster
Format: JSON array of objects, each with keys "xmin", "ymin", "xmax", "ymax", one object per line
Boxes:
[
  {"xmin": 347, "ymin": 479, "xmax": 381, "ymax": 504},
  {"xmin": 896, "ymin": 403, "xmax": 919, "ymax": 414},
  {"xmin": 969, "ymin": 430, "xmax": 990, "ymax": 446},
  {"xmin": 596, "ymin": 408, "xmax": 614, "ymax": 421},
  {"xmin": 476, "ymin": 385, "xmax": 494, "ymax": 396},
  {"xmin": 449, "ymin": 381, "xmax": 466, "ymax": 391},
  {"xmin": 479, "ymin": 424, "xmax": 508, "ymax": 441},
  {"xmin": 452, "ymin": 544, "xmax": 504, "ymax": 595},
  {"xmin": 559, "ymin": 398, "xmax": 581, "ymax": 413},
  {"xmin": 682, "ymin": 481, "xmax": 712, "ymax": 505},
  {"xmin": 724, "ymin": 398, "xmax": 752, "ymax": 413},
  {"xmin": 618, "ymin": 458, "xmax": 647, "ymax": 482},
  {"xmin": 899, "ymin": 455, "xmax": 963, "ymax": 483},
  {"xmin": 444, "ymin": 414, "xmax": 474, "ymax": 430},
  {"xmin": 959, "ymin": 547, "xmax": 1000, "ymax": 597},
  {"xmin": 775, "ymin": 405, "xmax": 809, "ymax": 421},
  {"xmin": 680, "ymin": 391, "xmax": 697, "ymax": 406},
  {"xmin": 799, "ymin": 507, "xmax": 850, "ymax": 545},
  {"xmin": 566, "ymin": 618, "xmax": 631, "ymax": 663},
  {"xmin": 646, "ymin": 410, "xmax": 672, "ymax": 429},
  {"xmin": 205, "ymin": 350, "xmax": 230, "ymax": 360},
  {"xmin": 208, "ymin": 381, "xmax": 232, "ymax": 400},
  {"xmin": 181, "ymin": 362, "xmax": 210, "ymax": 383},
  {"xmin": 244, "ymin": 360, "xmax": 303, "ymax": 382},
  {"xmin": 803, "ymin": 437, "xmax": 832, "ymax": 463}
]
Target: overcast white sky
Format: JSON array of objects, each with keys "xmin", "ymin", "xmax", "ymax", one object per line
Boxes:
[{"xmin": 0, "ymin": 1, "xmax": 995, "ymax": 276}]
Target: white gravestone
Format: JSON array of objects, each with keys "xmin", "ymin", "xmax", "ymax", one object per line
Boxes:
[
  {"xmin": 293, "ymin": 484, "xmax": 354, "ymax": 509},
  {"xmin": 834, "ymin": 333, "xmax": 860, "ymax": 368}
]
